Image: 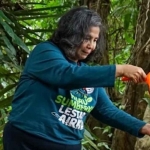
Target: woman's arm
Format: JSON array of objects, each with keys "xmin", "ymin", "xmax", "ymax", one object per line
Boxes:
[
  {"xmin": 25, "ymin": 42, "xmax": 116, "ymax": 89},
  {"xmin": 116, "ymin": 65, "xmax": 146, "ymax": 83},
  {"xmin": 25, "ymin": 42, "xmax": 146, "ymax": 89},
  {"xmin": 91, "ymin": 88, "xmax": 146, "ymax": 137}
]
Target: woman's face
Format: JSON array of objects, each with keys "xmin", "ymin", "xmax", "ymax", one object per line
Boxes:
[{"xmin": 74, "ymin": 26, "xmax": 100, "ymax": 62}]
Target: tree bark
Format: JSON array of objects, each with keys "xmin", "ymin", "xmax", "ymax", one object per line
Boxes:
[{"xmin": 111, "ymin": 0, "xmax": 150, "ymax": 150}]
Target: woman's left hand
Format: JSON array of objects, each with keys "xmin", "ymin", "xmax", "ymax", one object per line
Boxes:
[{"xmin": 140, "ymin": 124, "xmax": 150, "ymax": 135}]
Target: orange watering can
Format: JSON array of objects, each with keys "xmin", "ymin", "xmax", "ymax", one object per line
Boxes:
[{"xmin": 122, "ymin": 72, "xmax": 150, "ymax": 93}]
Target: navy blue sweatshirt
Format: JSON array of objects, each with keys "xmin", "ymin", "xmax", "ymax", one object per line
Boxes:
[{"xmin": 9, "ymin": 41, "xmax": 146, "ymax": 145}]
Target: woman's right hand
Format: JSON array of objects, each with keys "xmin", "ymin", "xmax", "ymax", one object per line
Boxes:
[{"xmin": 116, "ymin": 64, "xmax": 146, "ymax": 83}]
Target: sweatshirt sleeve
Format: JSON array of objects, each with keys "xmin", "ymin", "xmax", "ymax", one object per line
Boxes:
[
  {"xmin": 24, "ymin": 42, "xmax": 116, "ymax": 89},
  {"xmin": 91, "ymin": 88, "xmax": 146, "ymax": 138}
]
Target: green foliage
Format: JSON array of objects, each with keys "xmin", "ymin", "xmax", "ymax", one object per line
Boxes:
[
  {"xmin": 0, "ymin": 1, "xmax": 76, "ymax": 149},
  {"xmin": 82, "ymin": 129, "xmax": 100, "ymax": 150},
  {"xmin": 108, "ymin": 0, "xmax": 139, "ymax": 96},
  {"xmin": 0, "ymin": 0, "xmax": 74, "ymax": 109},
  {"xmin": 0, "ymin": 11, "xmax": 29, "ymax": 53},
  {"xmin": 82, "ymin": 125, "xmax": 112, "ymax": 150},
  {"xmin": 143, "ymin": 91, "xmax": 150, "ymax": 107}
]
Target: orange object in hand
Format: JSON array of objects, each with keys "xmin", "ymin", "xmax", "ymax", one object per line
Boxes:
[
  {"xmin": 145, "ymin": 73, "xmax": 150, "ymax": 87},
  {"xmin": 121, "ymin": 72, "xmax": 150, "ymax": 88}
]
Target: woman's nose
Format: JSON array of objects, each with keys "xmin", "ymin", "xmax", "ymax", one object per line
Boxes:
[{"xmin": 87, "ymin": 40, "xmax": 94, "ymax": 49}]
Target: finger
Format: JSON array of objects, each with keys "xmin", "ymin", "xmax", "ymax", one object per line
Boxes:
[
  {"xmin": 137, "ymin": 73, "xmax": 143, "ymax": 83},
  {"xmin": 132, "ymin": 77, "xmax": 138, "ymax": 83},
  {"xmin": 132, "ymin": 73, "xmax": 140, "ymax": 83},
  {"xmin": 136, "ymin": 71, "xmax": 146, "ymax": 83}
]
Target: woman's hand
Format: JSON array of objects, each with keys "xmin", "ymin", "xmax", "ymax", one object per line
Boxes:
[
  {"xmin": 116, "ymin": 64, "xmax": 146, "ymax": 83},
  {"xmin": 140, "ymin": 124, "xmax": 150, "ymax": 135}
]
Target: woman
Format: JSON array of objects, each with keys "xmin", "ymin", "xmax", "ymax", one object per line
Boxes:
[{"xmin": 3, "ymin": 6, "xmax": 150, "ymax": 150}]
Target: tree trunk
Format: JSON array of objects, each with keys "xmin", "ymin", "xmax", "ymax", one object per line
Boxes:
[{"xmin": 111, "ymin": 0, "xmax": 150, "ymax": 150}]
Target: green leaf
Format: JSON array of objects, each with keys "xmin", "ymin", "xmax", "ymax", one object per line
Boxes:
[
  {"xmin": 14, "ymin": 5, "xmax": 69, "ymax": 13},
  {"xmin": 0, "ymin": 66, "xmax": 20, "ymax": 79},
  {"xmin": 0, "ymin": 124, "xmax": 5, "ymax": 131},
  {"xmin": 19, "ymin": 2, "xmax": 46, "ymax": 5},
  {"xmin": 17, "ymin": 14, "xmax": 62, "ymax": 20},
  {"xmin": 0, "ymin": 10, "xmax": 12, "ymax": 23},
  {"xmin": 0, "ymin": 16, "xmax": 29, "ymax": 54},
  {"xmin": 124, "ymin": 33, "xmax": 135, "ymax": 44},
  {"xmin": 97, "ymin": 142, "xmax": 111, "ymax": 150},
  {"xmin": 0, "ymin": 84, "xmax": 17, "ymax": 96},
  {"xmin": 119, "ymin": 0, "xmax": 124, "ymax": 5},
  {"xmin": 143, "ymin": 98, "xmax": 150, "ymax": 107},
  {"xmin": 83, "ymin": 136, "xmax": 99, "ymax": 150},
  {"xmin": 132, "ymin": 9, "xmax": 138, "ymax": 26},
  {"xmin": 102, "ymin": 126, "xmax": 111, "ymax": 134},
  {"xmin": 0, "ymin": 96, "xmax": 13, "ymax": 109},
  {"xmin": 0, "ymin": 17, "xmax": 15, "ymax": 39},
  {"xmin": 13, "ymin": 36, "xmax": 29, "ymax": 53},
  {"xmin": 14, "ymin": 12, "xmax": 48, "ymax": 16},
  {"xmin": 0, "ymin": 66, "xmax": 10, "ymax": 74},
  {"xmin": 124, "ymin": 13, "xmax": 131, "ymax": 30},
  {"xmin": 84, "ymin": 129, "xmax": 94, "ymax": 140},
  {"xmin": 0, "ymin": 36, "xmax": 16, "ymax": 55}
]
